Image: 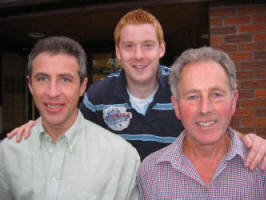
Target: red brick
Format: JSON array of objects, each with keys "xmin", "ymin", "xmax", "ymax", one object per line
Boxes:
[
  {"xmin": 224, "ymin": 34, "xmax": 252, "ymax": 43},
  {"xmin": 210, "ymin": 26, "xmax": 236, "ymax": 35},
  {"xmin": 210, "ymin": 18, "xmax": 223, "ymax": 26},
  {"xmin": 238, "ymin": 6, "xmax": 265, "ymax": 15},
  {"xmin": 257, "ymin": 128, "xmax": 266, "ymax": 136},
  {"xmin": 213, "ymin": 44, "xmax": 238, "ymax": 52},
  {"xmin": 234, "ymin": 108, "xmax": 254, "ymax": 117},
  {"xmin": 237, "ymin": 71, "xmax": 254, "ymax": 79},
  {"xmin": 235, "ymin": 62, "xmax": 242, "ymax": 71},
  {"xmin": 224, "ymin": 16, "xmax": 250, "ymax": 25},
  {"xmin": 255, "ymin": 70, "xmax": 266, "ymax": 79},
  {"xmin": 240, "ymin": 61, "xmax": 266, "ymax": 70},
  {"xmin": 209, "ymin": 8, "xmax": 236, "ymax": 17},
  {"xmin": 242, "ymin": 99, "xmax": 266, "ymax": 108},
  {"xmin": 229, "ymin": 52, "xmax": 252, "ymax": 61},
  {"xmin": 239, "ymin": 43, "xmax": 266, "ymax": 51},
  {"xmin": 238, "ymin": 89, "xmax": 254, "ymax": 99},
  {"xmin": 239, "ymin": 24, "xmax": 265, "ymax": 33},
  {"xmin": 240, "ymin": 80, "xmax": 266, "ymax": 89},
  {"xmin": 235, "ymin": 128, "xmax": 255, "ymax": 134},
  {"xmin": 254, "ymin": 33, "xmax": 266, "ymax": 41},
  {"xmin": 254, "ymin": 51, "xmax": 266, "ymax": 60},
  {"xmin": 253, "ymin": 15, "xmax": 266, "ymax": 23},
  {"xmin": 255, "ymin": 90, "xmax": 266, "ymax": 98},
  {"xmin": 210, "ymin": 35, "xmax": 223, "ymax": 45},
  {"xmin": 230, "ymin": 117, "xmax": 241, "ymax": 126},
  {"xmin": 242, "ymin": 118, "xmax": 266, "ymax": 126},
  {"xmin": 256, "ymin": 109, "xmax": 266, "ymax": 117}
]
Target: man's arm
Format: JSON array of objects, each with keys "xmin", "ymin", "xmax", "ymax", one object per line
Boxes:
[
  {"xmin": 235, "ymin": 130, "xmax": 266, "ymax": 170},
  {"xmin": 0, "ymin": 143, "xmax": 13, "ymax": 199},
  {"xmin": 126, "ymin": 157, "xmax": 140, "ymax": 200}
]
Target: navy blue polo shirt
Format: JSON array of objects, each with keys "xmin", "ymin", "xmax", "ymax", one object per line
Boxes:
[{"xmin": 80, "ymin": 65, "xmax": 183, "ymax": 160}]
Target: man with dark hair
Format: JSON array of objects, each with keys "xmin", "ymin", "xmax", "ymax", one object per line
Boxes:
[{"xmin": 0, "ymin": 36, "xmax": 140, "ymax": 200}]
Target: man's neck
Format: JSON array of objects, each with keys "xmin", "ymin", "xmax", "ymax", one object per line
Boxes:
[
  {"xmin": 126, "ymin": 77, "xmax": 159, "ymax": 99},
  {"xmin": 183, "ymin": 133, "xmax": 231, "ymax": 185},
  {"xmin": 42, "ymin": 111, "xmax": 79, "ymax": 144}
]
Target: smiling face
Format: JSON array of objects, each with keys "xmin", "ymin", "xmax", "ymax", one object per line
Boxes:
[
  {"xmin": 116, "ymin": 24, "xmax": 165, "ymax": 87},
  {"xmin": 28, "ymin": 52, "xmax": 87, "ymax": 133},
  {"xmin": 171, "ymin": 60, "xmax": 238, "ymax": 146}
]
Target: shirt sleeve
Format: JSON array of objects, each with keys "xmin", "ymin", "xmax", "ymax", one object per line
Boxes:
[
  {"xmin": 0, "ymin": 142, "xmax": 14, "ymax": 200},
  {"xmin": 127, "ymin": 157, "xmax": 140, "ymax": 200},
  {"xmin": 137, "ymin": 160, "xmax": 153, "ymax": 200},
  {"xmin": 137, "ymin": 176, "xmax": 145, "ymax": 200}
]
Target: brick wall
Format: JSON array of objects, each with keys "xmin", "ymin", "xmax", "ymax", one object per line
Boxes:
[{"xmin": 209, "ymin": 2, "xmax": 266, "ymax": 138}]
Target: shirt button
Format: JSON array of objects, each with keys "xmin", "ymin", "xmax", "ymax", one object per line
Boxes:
[{"xmin": 69, "ymin": 145, "xmax": 73, "ymax": 152}]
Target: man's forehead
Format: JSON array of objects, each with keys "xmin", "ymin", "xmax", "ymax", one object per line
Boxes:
[
  {"xmin": 179, "ymin": 61, "xmax": 231, "ymax": 89},
  {"xmin": 31, "ymin": 53, "xmax": 79, "ymax": 75}
]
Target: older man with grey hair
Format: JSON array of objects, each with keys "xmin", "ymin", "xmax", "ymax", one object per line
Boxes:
[{"xmin": 137, "ymin": 47, "xmax": 265, "ymax": 200}]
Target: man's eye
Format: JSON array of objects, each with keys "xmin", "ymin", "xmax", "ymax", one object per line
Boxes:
[
  {"xmin": 62, "ymin": 77, "xmax": 71, "ymax": 82},
  {"xmin": 144, "ymin": 43, "xmax": 153, "ymax": 48},
  {"xmin": 212, "ymin": 92, "xmax": 222, "ymax": 97},
  {"xmin": 38, "ymin": 77, "xmax": 47, "ymax": 82},
  {"xmin": 124, "ymin": 44, "xmax": 133, "ymax": 49},
  {"xmin": 187, "ymin": 95, "xmax": 198, "ymax": 100}
]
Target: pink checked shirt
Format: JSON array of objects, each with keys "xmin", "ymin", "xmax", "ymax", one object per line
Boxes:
[{"xmin": 137, "ymin": 129, "xmax": 265, "ymax": 200}]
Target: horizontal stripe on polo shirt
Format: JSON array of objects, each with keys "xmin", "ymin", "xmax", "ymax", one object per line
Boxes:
[{"xmin": 118, "ymin": 134, "xmax": 176, "ymax": 144}]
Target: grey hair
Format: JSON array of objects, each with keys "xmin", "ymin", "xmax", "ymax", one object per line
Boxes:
[
  {"xmin": 28, "ymin": 36, "xmax": 87, "ymax": 82},
  {"xmin": 169, "ymin": 46, "xmax": 237, "ymax": 99}
]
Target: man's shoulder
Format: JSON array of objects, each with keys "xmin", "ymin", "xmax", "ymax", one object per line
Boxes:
[
  {"xmin": 158, "ymin": 65, "xmax": 171, "ymax": 80},
  {"xmin": 0, "ymin": 133, "xmax": 35, "ymax": 156},
  {"xmin": 141, "ymin": 142, "xmax": 173, "ymax": 169},
  {"xmin": 82, "ymin": 119, "xmax": 140, "ymax": 158},
  {"xmin": 159, "ymin": 65, "xmax": 171, "ymax": 75},
  {"xmin": 86, "ymin": 69, "xmax": 123, "ymax": 93},
  {"xmin": 1, "ymin": 123, "xmax": 40, "ymax": 152}
]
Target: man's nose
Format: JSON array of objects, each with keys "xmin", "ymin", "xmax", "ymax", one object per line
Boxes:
[
  {"xmin": 135, "ymin": 46, "xmax": 144, "ymax": 60},
  {"xmin": 200, "ymin": 97, "xmax": 213, "ymax": 114},
  {"xmin": 46, "ymin": 80, "xmax": 60, "ymax": 97}
]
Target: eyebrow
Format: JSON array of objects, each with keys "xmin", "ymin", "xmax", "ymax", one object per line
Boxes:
[{"xmin": 34, "ymin": 72, "xmax": 75, "ymax": 78}]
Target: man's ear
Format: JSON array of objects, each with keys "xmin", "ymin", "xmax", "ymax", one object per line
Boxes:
[
  {"xmin": 27, "ymin": 75, "xmax": 33, "ymax": 95},
  {"xmin": 79, "ymin": 77, "xmax": 88, "ymax": 97},
  {"xmin": 115, "ymin": 44, "xmax": 121, "ymax": 60},
  {"xmin": 159, "ymin": 40, "xmax": 166, "ymax": 58},
  {"xmin": 171, "ymin": 95, "xmax": 181, "ymax": 120},
  {"xmin": 231, "ymin": 90, "xmax": 239, "ymax": 115}
]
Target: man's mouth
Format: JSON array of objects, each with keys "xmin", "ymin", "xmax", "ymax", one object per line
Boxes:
[
  {"xmin": 133, "ymin": 65, "xmax": 146, "ymax": 69},
  {"xmin": 47, "ymin": 104, "xmax": 61, "ymax": 109},
  {"xmin": 196, "ymin": 120, "xmax": 216, "ymax": 127}
]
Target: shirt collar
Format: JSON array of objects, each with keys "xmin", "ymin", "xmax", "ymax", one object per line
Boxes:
[
  {"xmin": 38, "ymin": 110, "xmax": 83, "ymax": 152},
  {"xmin": 156, "ymin": 128, "xmax": 247, "ymax": 168},
  {"xmin": 157, "ymin": 64, "xmax": 171, "ymax": 88},
  {"xmin": 156, "ymin": 130, "xmax": 185, "ymax": 169},
  {"xmin": 113, "ymin": 69, "xmax": 129, "ymax": 101},
  {"xmin": 225, "ymin": 128, "xmax": 247, "ymax": 161}
]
